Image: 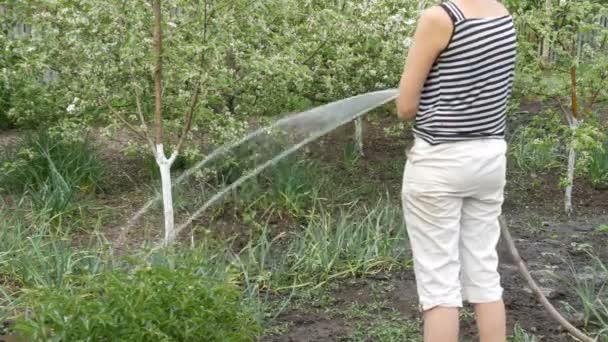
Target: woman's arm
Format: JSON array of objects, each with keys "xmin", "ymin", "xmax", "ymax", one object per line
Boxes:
[{"xmin": 396, "ymin": 7, "xmax": 453, "ymax": 121}]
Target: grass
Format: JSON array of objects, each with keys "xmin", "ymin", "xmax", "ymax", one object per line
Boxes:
[
  {"xmin": 509, "ymin": 127, "xmax": 563, "ymax": 174},
  {"xmin": 567, "ymin": 256, "xmax": 608, "ymax": 339},
  {"xmin": 348, "ymin": 314, "xmax": 421, "ymax": 342},
  {"xmin": 586, "ymin": 141, "xmax": 608, "ymax": 189},
  {"xmin": 0, "ymin": 132, "xmax": 103, "ymax": 219},
  {"xmin": 510, "ymin": 324, "xmax": 539, "ymax": 342}
]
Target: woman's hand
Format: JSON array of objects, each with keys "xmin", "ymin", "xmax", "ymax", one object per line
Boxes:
[{"xmin": 396, "ymin": 7, "xmax": 453, "ymax": 121}]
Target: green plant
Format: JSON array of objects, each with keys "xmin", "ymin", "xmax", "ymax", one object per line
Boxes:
[
  {"xmin": 510, "ymin": 324, "xmax": 539, "ymax": 342},
  {"xmin": 0, "ymin": 210, "xmax": 109, "ymax": 289},
  {"xmin": 284, "ymin": 200, "xmax": 409, "ymax": 287},
  {"xmin": 265, "ymin": 158, "xmax": 324, "ymax": 218},
  {"xmin": 0, "ymin": 132, "xmax": 103, "ymax": 217},
  {"xmin": 348, "ymin": 315, "xmax": 421, "ymax": 342},
  {"xmin": 14, "ymin": 266, "xmax": 261, "ymax": 342},
  {"xmin": 585, "ymin": 141, "xmax": 608, "ymax": 189},
  {"xmin": 567, "ymin": 256, "xmax": 608, "ymax": 339},
  {"xmin": 509, "ymin": 125, "xmax": 563, "ymax": 174}
]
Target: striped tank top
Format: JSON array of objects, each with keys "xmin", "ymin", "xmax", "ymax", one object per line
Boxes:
[{"xmin": 414, "ymin": 1, "xmax": 517, "ymax": 145}]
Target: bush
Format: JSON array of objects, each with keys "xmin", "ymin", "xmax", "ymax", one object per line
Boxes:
[
  {"xmin": 14, "ymin": 266, "xmax": 261, "ymax": 342},
  {"xmin": 0, "ymin": 132, "xmax": 103, "ymax": 215}
]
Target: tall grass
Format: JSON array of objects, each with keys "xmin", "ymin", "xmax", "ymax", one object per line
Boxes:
[
  {"xmin": 0, "ymin": 132, "xmax": 103, "ymax": 217},
  {"xmin": 230, "ymin": 199, "xmax": 410, "ymax": 292},
  {"xmin": 509, "ymin": 128, "xmax": 562, "ymax": 174},
  {"xmin": 568, "ymin": 256, "xmax": 608, "ymax": 339},
  {"xmin": 0, "ymin": 210, "xmax": 111, "ymax": 290},
  {"xmin": 586, "ymin": 141, "xmax": 608, "ymax": 189}
]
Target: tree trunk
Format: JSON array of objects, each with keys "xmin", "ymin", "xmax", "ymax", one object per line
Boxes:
[
  {"xmin": 156, "ymin": 144, "xmax": 176, "ymax": 244},
  {"xmin": 564, "ymin": 125, "xmax": 577, "ymax": 215},
  {"xmin": 354, "ymin": 118, "xmax": 363, "ymax": 157},
  {"xmin": 542, "ymin": 0, "xmax": 552, "ymax": 62}
]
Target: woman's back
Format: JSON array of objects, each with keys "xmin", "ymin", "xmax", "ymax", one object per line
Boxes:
[{"xmin": 414, "ymin": 0, "xmax": 517, "ymax": 145}]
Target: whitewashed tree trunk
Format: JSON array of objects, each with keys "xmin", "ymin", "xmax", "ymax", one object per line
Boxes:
[
  {"xmin": 354, "ymin": 118, "xmax": 363, "ymax": 157},
  {"xmin": 155, "ymin": 144, "xmax": 178, "ymax": 244},
  {"xmin": 564, "ymin": 119, "xmax": 578, "ymax": 215}
]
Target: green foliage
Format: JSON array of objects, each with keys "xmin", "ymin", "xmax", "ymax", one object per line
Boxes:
[
  {"xmin": 568, "ymin": 257, "xmax": 608, "ymax": 339},
  {"xmin": 2, "ymin": 0, "xmax": 417, "ymax": 153},
  {"xmin": 284, "ymin": 201, "xmax": 409, "ymax": 285},
  {"xmin": 229, "ymin": 199, "xmax": 409, "ymax": 293},
  {"xmin": 265, "ymin": 158, "xmax": 324, "ymax": 217},
  {"xmin": 510, "ymin": 324, "xmax": 539, "ymax": 342},
  {"xmin": 14, "ymin": 266, "xmax": 261, "ymax": 342},
  {"xmin": 508, "ymin": 112, "xmax": 565, "ymax": 174},
  {"xmin": 584, "ymin": 139, "xmax": 608, "ymax": 189},
  {"xmin": 349, "ymin": 315, "xmax": 421, "ymax": 341},
  {"xmin": 0, "ymin": 210, "xmax": 109, "ymax": 290},
  {"xmin": 0, "ymin": 132, "xmax": 103, "ymax": 217},
  {"xmin": 510, "ymin": 127, "xmax": 563, "ymax": 173}
]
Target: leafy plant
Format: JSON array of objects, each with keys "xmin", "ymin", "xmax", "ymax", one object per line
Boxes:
[{"xmin": 14, "ymin": 266, "xmax": 261, "ymax": 342}]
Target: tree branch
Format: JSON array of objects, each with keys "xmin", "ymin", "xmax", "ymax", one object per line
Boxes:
[
  {"xmin": 102, "ymin": 97, "xmax": 155, "ymax": 153},
  {"xmin": 128, "ymin": 63, "xmax": 151, "ymax": 134},
  {"xmin": 582, "ymin": 74, "xmax": 606, "ymax": 115},
  {"xmin": 173, "ymin": 0, "xmax": 209, "ymax": 154},
  {"xmin": 174, "ymin": 80, "xmax": 201, "ymax": 153},
  {"xmin": 557, "ymin": 99, "xmax": 574, "ymax": 126}
]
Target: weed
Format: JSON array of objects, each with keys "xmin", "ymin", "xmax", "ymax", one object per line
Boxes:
[
  {"xmin": 567, "ymin": 256, "xmax": 608, "ymax": 338},
  {"xmin": 510, "ymin": 324, "xmax": 539, "ymax": 342},
  {"xmin": 284, "ymin": 200, "xmax": 409, "ymax": 287},
  {"xmin": 509, "ymin": 127, "xmax": 562, "ymax": 174},
  {"xmin": 0, "ymin": 132, "xmax": 103, "ymax": 217},
  {"xmin": 348, "ymin": 314, "xmax": 421, "ymax": 342},
  {"xmin": 0, "ymin": 209, "xmax": 111, "ymax": 289},
  {"xmin": 597, "ymin": 224, "xmax": 608, "ymax": 233}
]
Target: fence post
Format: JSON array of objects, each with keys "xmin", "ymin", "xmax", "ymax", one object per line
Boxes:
[{"xmin": 354, "ymin": 118, "xmax": 363, "ymax": 157}]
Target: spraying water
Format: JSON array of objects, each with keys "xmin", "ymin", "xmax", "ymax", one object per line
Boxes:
[{"xmin": 118, "ymin": 89, "xmax": 398, "ymax": 245}]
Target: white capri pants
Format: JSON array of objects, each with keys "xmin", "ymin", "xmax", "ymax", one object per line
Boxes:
[{"xmin": 402, "ymin": 137, "xmax": 507, "ymax": 312}]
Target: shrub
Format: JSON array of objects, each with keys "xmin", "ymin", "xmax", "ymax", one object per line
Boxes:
[{"xmin": 14, "ymin": 266, "xmax": 261, "ymax": 342}]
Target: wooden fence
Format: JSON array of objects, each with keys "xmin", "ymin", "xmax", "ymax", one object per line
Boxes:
[{"xmin": 518, "ymin": 14, "xmax": 608, "ymax": 62}]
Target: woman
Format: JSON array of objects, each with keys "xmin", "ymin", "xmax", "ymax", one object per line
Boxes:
[{"xmin": 396, "ymin": 0, "xmax": 516, "ymax": 341}]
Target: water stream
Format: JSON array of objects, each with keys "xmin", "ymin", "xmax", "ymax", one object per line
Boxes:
[{"xmin": 118, "ymin": 89, "xmax": 399, "ymax": 245}]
